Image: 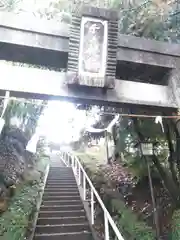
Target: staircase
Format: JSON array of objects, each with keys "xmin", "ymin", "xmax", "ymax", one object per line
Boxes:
[{"xmin": 33, "ymin": 154, "xmax": 93, "ymax": 240}]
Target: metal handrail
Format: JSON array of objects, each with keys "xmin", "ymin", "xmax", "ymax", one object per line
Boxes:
[{"xmin": 60, "ymin": 151, "xmax": 125, "ymax": 240}]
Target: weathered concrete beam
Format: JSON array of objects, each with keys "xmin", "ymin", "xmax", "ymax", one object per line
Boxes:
[
  {"xmin": 0, "ymin": 11, "xmax": 180, "ymax": 109},
  {"xmin": 0, "ymin": 26, "xmax": 69, "ymax": 52},
  {"xmin": 117, "ymin": 48, "xmax": 179, "ymax": 69},
  {"xmin": 0, "ymin": 11, "xmax": 180, "ymax": 69},
  {"xmin": 0, "ymin": 12, "xmax": 69, "ymax": 37},
  {"xmin": 0, "ymin": 11, "xmax": 180, "ymax": 57},
  {"xmin": 0, "ymin": 63, "xmax": 177, "ymax": 108},
  {"xmin": 118, "ymin": 34, "xmax": 180, "ymax": 57},
  {"xmin": 0, "ymin": 12, "xmax": 69, "ymax": 67}
]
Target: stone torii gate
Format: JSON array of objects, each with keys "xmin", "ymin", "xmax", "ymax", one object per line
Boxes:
[{"xmin": 0, "ymin": 6, "xmax": 180, "ymax": 110}]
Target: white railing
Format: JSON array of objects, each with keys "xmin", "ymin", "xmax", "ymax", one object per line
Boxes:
[{"xmin": 60, "ymin": 151, "xmax": 125, "ymax": 240}]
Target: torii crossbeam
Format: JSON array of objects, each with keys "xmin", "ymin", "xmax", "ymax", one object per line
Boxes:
[{"xmin": 0, "ymin": 7, "xmax": 179, "ymax": 110}]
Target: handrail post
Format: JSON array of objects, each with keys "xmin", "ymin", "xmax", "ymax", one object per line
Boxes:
[
  {"xmin": 66, "ymin": 154, "xmax": 68, "ymax": 166},
  {"xmin": 65, "ymin": 153, "xmax": 67, "ymax": 165},
  {"xmin": 67, "ymin": 154, "xmax": 70, "ymax": 166},
  {"xmin": 78, "ymin": 164, "xmax": 81, "ymax": 186},
  {"xmin": 83, "ymin": 173, "xmax": 86, "ymax": 200},
  {"xmin": 69, "ymin": 155, "xmax": 71, "ymax": 166},
  {"xmin": 104, "ymin": 212, "xmax": 110, "ymax": 240},
  {"xmin": 72, "ymin": 155, "xmax": 74, "ymax": 169},
  {"xmin": 74, "ymin": 158, "xmax": 76, "ymax": 174},
  {"xmin": 91, "ymin": 188, "xmax": 94, "ymax": 225},
  {"xmin": 75, "ymin": 158, "xmax": 78, "ymax": 175}
]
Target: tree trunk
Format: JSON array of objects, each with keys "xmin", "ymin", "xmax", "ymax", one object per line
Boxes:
[
  {"xmin": 152, "ymin": 154, "xmax": 179, "ymax": 206},
  {"xmin": 133, "ymin": 117, "xmax": 179, "ymax": 206},
  {"xmin": 172, "ymin": 121, "xmax": 180, "ymax": 181},
  {"xmin": 163, "ymin": 119, "xmax": 179, "ymax": 186}
]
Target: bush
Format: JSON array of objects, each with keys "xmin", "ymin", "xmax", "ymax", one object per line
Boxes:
[
  {"xmin": 77, "ymin": 154, "xmax": 155, "ymax": 239},
  {"xmin": 0, "ymin": 157, "xmax": 49, "ymax": 240},
  {"xmin": 171, "ymin": 209, "xmax": 180, "ymax": 240},
  {"xmin": 22, "ymin": 169, "xmax": 41, "ymax": 183},
  {"xmin": 111, "ymin": 199, "xmax": 155, "ymax": 240}
]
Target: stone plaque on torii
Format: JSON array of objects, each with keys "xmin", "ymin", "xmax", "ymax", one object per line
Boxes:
[
  {"xmin": 0, "ymin": 6, "xmax": 179, "ymax": 110},
  {"xmin": 67, "ymin": 6, "xmax": 118, "ymax": 89}
]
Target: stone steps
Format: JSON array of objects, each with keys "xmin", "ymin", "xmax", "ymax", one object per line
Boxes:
[
  {"xmin": 37, "ymin": 216, "xmax": 87, "ymax": 225},
  {"xmin": 34, "ymin": 232, "xmax": 92, "ymax": 240},
  {"xmin": 33, "ymin": 157, "xmax": 93, "ymax": 240}
]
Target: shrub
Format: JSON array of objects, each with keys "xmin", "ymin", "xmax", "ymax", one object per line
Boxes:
[
  {"xmin": 111, "ymin": 199, "xmax": 155, "ymax": 240},
  {"xmin": 172, "ymin": 209, "xmax": 180, "ymax": 240},
  {"xmin": 0, "ymin": 157, "xmax": 48, "ymax": 240},
  {"xmin": 77, "ymin": 154, "xmax": 155, "ymax": 239}
]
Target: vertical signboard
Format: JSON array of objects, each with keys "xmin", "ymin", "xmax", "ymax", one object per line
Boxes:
[
  {"xmin": 78, "ymin": 17, "xmax": 108, "ymax": 87},
  {"xmin": 67, "ymin": 6, "xmax": 118, "ymax": 88}
]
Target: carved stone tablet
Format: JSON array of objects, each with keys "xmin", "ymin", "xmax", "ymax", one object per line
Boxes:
[{"xmin": 67, "ymin": 6, "xmax": 118, "ymax": 88}]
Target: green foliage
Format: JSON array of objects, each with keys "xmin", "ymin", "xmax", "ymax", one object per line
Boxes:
[
  {"xmin": 0, "ymin": 157, "xmax": 48, "ymax": 240},
  {"xmin": 22, "ymin": 169, "xmax": 41, "ymax": 183},
  {"xmin": 18, "ymin": 0, "xmax": 180, "ymax": 45},
  {"xmin": 124, "ymin": 155, "xmax": 149, "ymax": 180},
  {"xmin": 0, "ymin": 0, "xmax": 23, "ymax": 12},
  {"xmin": 78, "ymin": 153, "xmax": 155, "ymax": 239},
  {"xmin": 3, "ymin": 99, "xmax": 47, "ymax": 140},
  {"xmin": 111, "ymin": 199, "xmax": 156, "ymax": 240},
  {"xmin": 113, "ymin": 0, "xmax": 180, "ymax": 43},
  {"xmin": 0, "ymin": 184, "xmax": 39, "ymax": 240},
  {"xmin": 172, "ymin": 210, "xmax": 180, "ymax": 240},
  {"xmin": 113, "ymin": 116, "xmax": 169, "ymax": 182}
]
